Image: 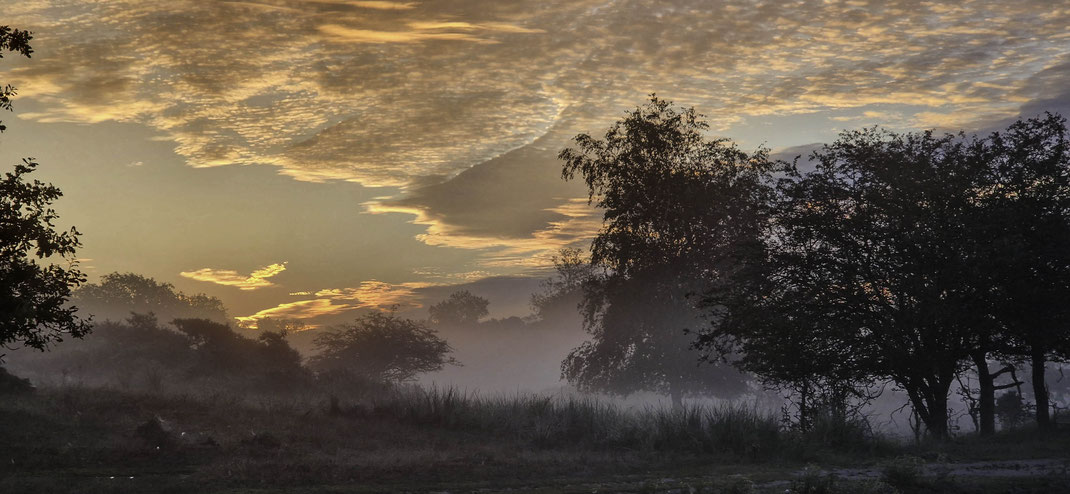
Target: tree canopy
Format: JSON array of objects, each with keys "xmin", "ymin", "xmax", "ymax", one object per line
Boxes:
[
  {"xmin": 428, "ymin": 290, "xmax": 489, "ymax": 326},
  {"xmin": 530, "ymin": 248, "xmax": 597, "ymax": 322},
  {"xmin": 0, "ymin": 26, "xmax": 90, "ymax": 359},
  {"xmin": 697, "ymin": 115, "xmax": 1070, "ymax": 437},
  {"xmin": 0, "ymin": 26, "xmax": 33, "ymax": 134},
  {"xmin": 74, "ymin": 272, "xmax": 228, "ymax": 323},
  {"xmin": 558, "ymin": 96, "xmax": 778, "ymax": 404},
  {"xmin": 311, "ymin": 312, "xmax": 458, "ymax": 383}
]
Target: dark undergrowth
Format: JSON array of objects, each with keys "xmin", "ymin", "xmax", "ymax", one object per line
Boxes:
[{"xmin": 1, "ymin": 384, "xmax": 1068, "ymax": 493}]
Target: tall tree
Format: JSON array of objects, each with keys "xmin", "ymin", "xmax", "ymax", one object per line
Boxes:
[
  {"xmin": 981, "ymin": 113, "xmax": 1070, "ymax": 430},
  {"xmin": 0, "ymin": 26, "xmax": 91, "ymax": 360},
  {"xmin": 701, "ymin": 128, "xmax": 990, "ymax": 438},
  {"xmin": 558, "ymin": 96, "xmax": 779, "ymax": 405}
]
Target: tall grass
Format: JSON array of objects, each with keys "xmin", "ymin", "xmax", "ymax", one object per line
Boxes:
[
  {"xmin": 11, "ymin": 375, "xmax": 886, "ymax": 464},
  {"xmin": 353, "ymin": 385, "xmax": 787, "ymax": 456}
]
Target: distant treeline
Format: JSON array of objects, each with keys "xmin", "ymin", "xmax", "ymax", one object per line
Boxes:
[{"xmin": 8, "ymin": 273, "xmax": 573, "ymax": 396}]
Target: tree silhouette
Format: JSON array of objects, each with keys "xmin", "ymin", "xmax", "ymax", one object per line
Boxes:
[
  {"xmin": 428, "ymin": 290, "xmax": 489, "ymax": 326},
  {"xmin": 0, "ymin": 26, "xmax": 33, "ymax": 134},
  {"xmin": 529, "ymin": 248, "xmax": 596, "ymax": 322},
  {"xmin": 311, "ymin": 311, "xmax": 457, "ymax": 383},
  {"xmin": 700, "ymin": 116, "xmax": 1070, "ymax": 437},
  {"xmin": 558, "ymin": 96, "xmax": 779, "ymax": 405},
  {"xmin": 0, "ymin": 27, "xmax": 90, "ymax": 360},
  {"xmin": 979, "ymin": 113, "xmax": 1070, "ymax": 430},
  {"xmin": 74, "ymin": 272, "xmax": 228, "ymax": 323},
  {"xmin": 701, "ymin": 127, "xmax": 994, "ymax": 438},
  {"xmin": 172, "ymin": 317, "xmax": 305, "ymax": 381}
]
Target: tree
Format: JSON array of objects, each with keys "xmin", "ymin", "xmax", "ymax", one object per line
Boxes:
[
  {"xmin": 530, "ymin": 248, "xmax": 596, "ymax": 322},
  {"xmin": 979, "ymin": 113, "xmax": 1070, "ymax": 430},
  {"xmin": 698, "ymin": 237, "xmax": 879, "ymax": 431},
  {"xmin": 255, "ymin": 329, "xmax": 303, "ymax": 374},
  {"xmin": 311, "ymin": 311, "xmax": 458, "ymax": 383},
  {"xmin": 558, "ymin": 96, "xmax": 778, "ymax": 405},
  {"xmin": 74, "ymin": 272, "xmax": 228, "ymax": 323},
  {"xmin": 700, "ymin": 127, "xmax": 992, "ymax": 438},
  {"xmin": 0, "ymin": 26, "xmax": 34, "ymax": 134},
  {"xmin": 1, "ymin": 27, "xmax": 90, "ymax": 360},
  {"xmin": 172, "ymin": 317, "xmax": 305, "ymax": 382},
  {"xmin": 428, "ymin": 290, "xmax": 489, "ymax": 326}
]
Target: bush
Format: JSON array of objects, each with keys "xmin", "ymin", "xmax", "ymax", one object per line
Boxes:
[
  {"xmin": 718, "ymin": 475, "xmax": 757, "ymax": 494},
  {"xmin": 8, "ymin": 313, "xmax": 309, "ymax": 393},
  {"xmin": 0, "ymin": 366, "xmax": 34, "ymax": 394},
  {"xmin": 790, "ymin": 466, "xmax": 839, "ymax": 494},
  {"xmin": 995, "ymin": 390, "xmax": 1029, "ymax": 430},
  {"xmin": 880, "ymin": 455, "xmax": 924, "ymax": 491},
  {"xmin": 311, "ymin": 312, "xmax": 457, "ymax": 383}
]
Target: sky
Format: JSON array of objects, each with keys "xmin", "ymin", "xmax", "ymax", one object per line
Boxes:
[{"xmin": 2, "ymin": 0, "xmax": 1069, "ymax": 329}]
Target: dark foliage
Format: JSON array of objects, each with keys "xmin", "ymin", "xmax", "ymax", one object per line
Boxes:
[
  {"xmin": 0, "ymin": 27, "xmax": 89, "ymax": 360},
  {"xmin": 0, "ymin": 365, "xmax": 34, "ymax": 394},
  {"xmin": 558, "ymin": 96, "xmax": 777, "ymax": 404},
  {"xmin": 698, "ymin": 114, "xmax": 1070, "ymax": 438},
  {"xmin": 994, "ymin": 390, "xmax": 1030, "ymax": 430},
  {"xmin": 978, "ymin": 113, "xmax": 1070, "ymax": 429},
  {"xmin": 74, "ymin": 272, "xmax": 228, "ymax": 323},
  {"xmin": 0, "ymin": 25, "xmax": 33, "ymax": 134},
  {"xmin": 530, "ymin": 248, "xmax": 596, "ymax": 322},
  {"xmin": 311, "ymin": 311, "xmax": 458, "ymax": 383},
  {"xmin": 10, "ymin": 311, "xmax": 307, "ymax": 392},
  {"xmin": 428, "ymin": 290, "xmax": 489, "ymax": 326},
  {"xmin": 172, "ymin": 318, "xmax": 306, "ymax": 385}
]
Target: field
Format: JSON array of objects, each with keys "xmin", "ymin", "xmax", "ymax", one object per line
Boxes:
[{"xmin": 4, "ymin": 383, "xmax": 1070, "ymax": 493}]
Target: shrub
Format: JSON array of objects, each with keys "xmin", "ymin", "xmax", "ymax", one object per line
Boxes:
[
  {"xmin": 880, "ymin": 455, "xmax": 925, "ymax": 491},
  {"xmin": 311, "ymin": 312, "xmax": 457, "ymax": 383},
  {"xmin": 790, "ymin": 466, "xmax": 839, "ymax": 494}
]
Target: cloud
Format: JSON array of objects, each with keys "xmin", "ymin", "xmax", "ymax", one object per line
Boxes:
[
  {"xmin": 368, "ymin": 196, "xmax": 600, "ymax": 270},
  {"xmin": 376, "ymin": 141, "xmax": 580, "ymax": 237},
  {"xmin": 180, "ymin": 262, "xmax": 288, "ymax": 290},
  {"xmin": 235, "ymin": 279, "xmax": 433, "ymax": 327},
  {"xmin": 313, "ymin": 280, "xmax": 433, "ymax": 307},
  {"xmin": 324, "ymin": 1, "xmax": 418, "ymax": 9},
  {"xmin": 236, "ymin": 275, "xmax": 544, "ymax": 328},
  {"xmin": 405, "ymin": 21, "xmax": 544, "ymax": 34},
  {"xmin": 8, "ymin": 0, "xmax": 1070, "ymax": 273},
  {"xmin": 318, "ymin": 24, "xmax": 492, "ymax": 44},
  {"xmin": 15, "ymin": 0, "xmax": 1070, "ymax": 191},
  {"xmin": 234, "ymin": 298, "xmax": 354, "ymax": 328}
]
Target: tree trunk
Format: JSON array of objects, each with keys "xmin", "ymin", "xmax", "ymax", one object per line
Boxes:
[
  {"xmin": 925, "ymin": 392, "xmax": 950, "ymax": 438},
  {"xmin": 1031, "ymin": 349, "xmax": 1051, "ymax": 430},
  {"xmin": 797, "ymin": 383, "xmax": 810, "ymax": 432},
  {"xmin": 905, "ymin": 379, "xmax": 950, "ymax": 439},
  {"xmin": 972, "ymin": 352, "xmax": 996, "ymax": 436}
]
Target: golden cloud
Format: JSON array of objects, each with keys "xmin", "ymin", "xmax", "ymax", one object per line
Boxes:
[
  {"xmin": 14, "ymin": 0, "xmax": 1068, "ymax": 196},
  {"xmin": 9, "ymin": 0, "xmax": 1070, "ymax": 277},
  {"xmin": 236, "ymin": 279, "xmax": 436, "ymax": 328},
  {"xmin": 309, "ymin": 0, "xmax": 418, "ymax": 9},
  {"xmin": 366, "ymin": 197, "xmax": 600, "ymax": 271},
  {"xmin": 234, "ymin": 298, "xmax": 354, "ymax": 328},
  {"xmin": 180, "ymin": 262, "xmax": 288, "ymax": 290},
  {"xmin": 317, "ymin": 24, "xmax": 493, "ymax": 44}
]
